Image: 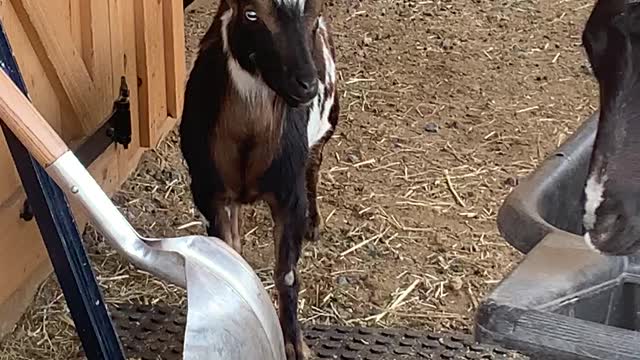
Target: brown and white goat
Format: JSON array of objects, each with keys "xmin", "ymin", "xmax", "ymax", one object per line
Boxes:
[{"xmin": 178, "ymin": 0, "xmax": 338, "ymax": 358}]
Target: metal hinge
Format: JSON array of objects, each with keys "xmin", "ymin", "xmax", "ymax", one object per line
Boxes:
[{"xmin": 107, "ymin": 76, "xmax": 132, "ymax": 150}]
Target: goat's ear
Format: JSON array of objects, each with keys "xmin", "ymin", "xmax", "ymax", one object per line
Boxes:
[
  {"xmin": 223, "ymin": 0, "xmax": 239, "ymax": 10},
  {"xmin": 582, "ymin": 0, "xmax": 629, "ymax": 79},
  {"xmin": 583, "ymin": 0, "xmax": 628, "ymax": 40}
]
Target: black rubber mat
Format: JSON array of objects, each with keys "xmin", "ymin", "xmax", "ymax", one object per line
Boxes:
[{"xmin": 108, "ymin": 303, "xmax": 528, "ymax": 359}]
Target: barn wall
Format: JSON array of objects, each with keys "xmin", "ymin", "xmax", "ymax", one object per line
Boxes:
[{"xmin": 0, "ymin": 0, "xmax": 185, "ymax": 337}]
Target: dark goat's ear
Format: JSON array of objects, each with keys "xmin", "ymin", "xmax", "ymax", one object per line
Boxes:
[
  {"xmin": 582, "ymin": 0, "xmax": 627, "ymax": 78},
  {"xmin": 224, "ymin": 0, "xmax": 238, "ymax": 10},
  {"xmin": 583, "ymin": 0, "xmax": 640, "ymax": 84}
]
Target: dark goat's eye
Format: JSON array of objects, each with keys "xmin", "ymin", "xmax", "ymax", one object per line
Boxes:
[{"xmin": 245, "ymin": 10, "xmax": 258, "ymax": 22}]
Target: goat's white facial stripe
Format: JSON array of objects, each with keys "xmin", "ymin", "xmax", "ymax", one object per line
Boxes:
[
  {"xmin": 220, "ymin": 10, "xmax": 273, "ymax": 104},
  {"xmin": 275, "ymin": 0, "xmax": 306, "ymax": 14},
  {"xmin": 221, "ymin": 10, "xmax": 232, "ymax": 52},
  {"xmin": 284, "ymin": 271, "xmax": 295, "ymax": 286},
  {"xmin": 583, "ymin": 174, "xmax": 607, "ymax": 230},
  {"xmin": 583, "ymin": 232, "xmax": 602, "ymax": 254},
  {"xmin": 307, "ymin": 17, "xmax": 336, "ymax": 148},
  {"xmin": 307, "ymin": 83, "xmax": 331, "ymax": 147}
]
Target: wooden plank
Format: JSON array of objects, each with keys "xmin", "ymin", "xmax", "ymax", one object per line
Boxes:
[
  {"xmin": 108, "ymin": 0, "xmax": 124, "ymax": 100},
  {"xmin": 11, "ymin": 0, "xmax": 99, "ymax": 134},
  {"xmin": 71, "ymin": 0, "xmax": 116, "ymax": 114},
  {"xmin": 134, "ymin": 0, "xmax": 168, "ymax": 148},
  {"xmin": 163, "ymin": 0, "xmax": 186, "ymax": 119},
  {"xmin": 0, "ymin": 252, "xmax": 50, "ymax": 337},
  {"xmin": 89, "ymin": 0, "xmax": 114, "ymax": 117},
  {"xmin": 0, "ymin": 195, "xmax": 49, "ymax": 308},
  {"xmin": 0, "ymin": 133, "xmax": 21, "ymax": 208},
  {"xmin": 79, "ymin": 0, "xmax": 95, "ymax": 77},
  {"xmin": 0, "ymin": 0, "xmax": 72, "ymax": 206},
  {"xmin": 0, "ymin": 70, "xmax": 72, "ymax": 167},
  {"xmin": 157, "ymin": 115, "xmax": 179, "ymax": 145},
  {"xmin": 0, "ymin": 163, "xmax": 20, "ymax": 214},
  {"xmin": 68, "ymin": 0, "xmax": 82, "ymax": 59},
  {"xmin": 112, "ymin": 0, "xmax": 144, "ymax": 179},
  {"xmin": 0, "ymin": 1, "xmax": 69, "ymax": 135}
]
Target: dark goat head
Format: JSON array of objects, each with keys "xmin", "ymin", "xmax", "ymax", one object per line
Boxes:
[{"xmin": 221, "ymin": 0, "xmax": 323, "ymax": 107}]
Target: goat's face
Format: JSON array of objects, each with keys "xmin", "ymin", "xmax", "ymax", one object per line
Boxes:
[{"xmin": 223, "ymin": 0, "xmax": 322, "ymax": 107}]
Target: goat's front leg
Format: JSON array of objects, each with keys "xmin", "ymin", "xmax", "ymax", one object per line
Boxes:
[
  {"xmin": 189, "ymin": 180, "xmax": 225, "ymax": 240},
  {"xmin": 305, "ymin": 144, "xmax": 324, "ymax": 242},
  {"xmin": 229, "ymin": 204, "xmax": 242, "ymax": 255},
  {"xmin": 305, "ymin": 95, "xmax": 339, "ymax": 242},
  {"xmin": 269, "ymin": 187, "xmax": 310, "ymax": 360},
  {"xmin": 206, "ymin": 200, "xmax": 242, "ymax": 255}
]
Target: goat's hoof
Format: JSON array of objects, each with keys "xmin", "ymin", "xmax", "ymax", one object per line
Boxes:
[
  {"xmin": 232, "ymin": 242, "xmax": 243, "ymax": 257},
  {"xmin": 304, "ymin": 225, "xmax": 321, "ymax": 242},
  {"xmin": 234, "ymin": 247, "xmax": 243, "ymax": 257},
  {"xmin": 285, "ymin": 339, "xmax": 311, "ymax": 360}
]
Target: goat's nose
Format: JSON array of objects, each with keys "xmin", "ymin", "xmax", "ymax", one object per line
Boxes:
[{"xmin": 296, "ymin": 77, "xmax": 318, "ymax": 94}]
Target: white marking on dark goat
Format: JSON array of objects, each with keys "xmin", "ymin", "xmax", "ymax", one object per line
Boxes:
[
  {"xmin": 583, "ymin": 232, "xmax": 602, "ymax": 254},
  {"xmin": 284, "ymin": 271, "xmax": 295, "ymax": 286},
  {"xmin": 221, "ymin": 10, "xmax": 273, "ymax": 104},
  {"xmin": 307, "ymin": 18, "xmax": 335, "ymax": 148},
  {"xmin": 275, "ymin": 0, "xmax": 306, "ymax": 15},
  {"xmin": 583, "ymin": 174, "xmax": 607, "ymax": 230},
  {"xmin": 200, "ymin": 214, "xmax": 210, "ymax": 228},
  {"xmin": 582, "ymin": 173, "xmax": 607, "ymax": 253},
  {"xmin": 224, "ymin": 206, "xmax": 232, "ymax": 220}
]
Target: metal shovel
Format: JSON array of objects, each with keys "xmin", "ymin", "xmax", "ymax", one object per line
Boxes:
[{"xmin": 0, "ymin": 68, "xmax": 286, "ymax": 360}]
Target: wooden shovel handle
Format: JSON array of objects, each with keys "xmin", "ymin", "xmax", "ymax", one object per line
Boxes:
[{"xmin": 0, "ymin": 68, "xmax": 69, "ymax": 167}]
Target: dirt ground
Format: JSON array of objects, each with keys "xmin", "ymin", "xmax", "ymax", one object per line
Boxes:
[{"xmin": 1, "ymin": 0, "xmax": 599, "ymax": 358}]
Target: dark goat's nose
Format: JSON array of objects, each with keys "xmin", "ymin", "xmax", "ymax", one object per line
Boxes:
[{"xmin": 296, "ymin": 77, "xmax": 318, "ymax": 93}]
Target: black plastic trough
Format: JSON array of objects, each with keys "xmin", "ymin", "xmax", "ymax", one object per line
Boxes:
[{"xmin": 474, "ymin": 112, "xmax": 640, "ymax": 359}]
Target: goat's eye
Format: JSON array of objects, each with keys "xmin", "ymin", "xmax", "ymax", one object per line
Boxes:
[{"xmin": 245, "ymin": 10, "xmax": 258, "ymax": 22}]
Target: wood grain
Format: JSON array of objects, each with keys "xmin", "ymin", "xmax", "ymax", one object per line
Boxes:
[
  {"xmin": 0, "ymin": 69, "xmax": 69, "ymax": 165},
  {"xmin": 13, "ymin": 0, "xmax": 99, "ymax": 133},
  {"xmin": 134, "ymin": 0, "xmax": 168, "ymax": 147},
  {"xmin": 163, "ymin": 0, "xmax": 186, "ymax": 119},
  {"xmin": 90, "ymin": 0, "xmax": 114, "ymax": 117},
  {"xmin": 0, "ymin": 193, "xmax": 50, "ymax": 312},
  {"xmin": 115, "ymin": 0, "xmax": 145, "ymax": 178}
]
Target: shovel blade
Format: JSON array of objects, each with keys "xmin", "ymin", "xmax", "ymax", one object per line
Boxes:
[{"xmin": 148, "ymin": 235, "xmax": 286, "ymax": 360}]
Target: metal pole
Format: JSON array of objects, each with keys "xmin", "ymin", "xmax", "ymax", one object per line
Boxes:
[{"xmin": 0, "ymin": 20, "xmax": 125, "ymax": 360}]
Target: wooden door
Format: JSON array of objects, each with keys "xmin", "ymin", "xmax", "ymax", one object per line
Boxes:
[
  {"xmin": 135, "ymin": 0, "xmax": 185, "ymax": 147},
  {"xmin": 0, "ymin": 0, "xmax": 185, "ymax": 337}
]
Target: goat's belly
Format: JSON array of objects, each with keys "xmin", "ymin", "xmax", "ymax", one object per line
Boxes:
[
  {"xmin": 307, "ymin": 82, "xmax": 335, "ymax": 148},
  {"xmin": 229, "ymin": 187, "xmax": 262, "ymax": 205},
  {"xmin": 220, "ymin": 175, "xmax": 264, "ymax": 205},
  {"xmin": 214, "ymin": 143, "xmax": 277, "ymax": 204}
]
